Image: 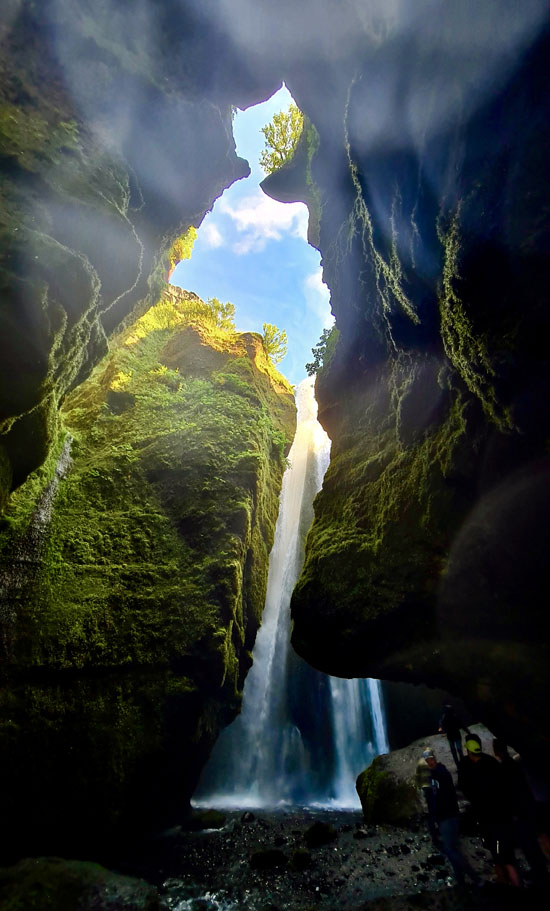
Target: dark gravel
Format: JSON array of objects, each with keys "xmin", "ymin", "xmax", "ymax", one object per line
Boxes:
[{"xmin": 114, "ymin": 807, "xmax": 517, "ymax": 911}]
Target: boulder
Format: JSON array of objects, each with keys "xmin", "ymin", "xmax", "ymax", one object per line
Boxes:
[
  {"xmin": 0, "ymin": 857, "xmax": 159, "ymax": 911},
  {"xmin": 303, "ymin": 820, "xmax": 338, "ymax": 848},
  {"xmin": 357, "ymin": 756, "xmax": 420, "ymax": 827},
  {"xmin": 356, "ymin": 724, "xmax": 495, "ymax": 826}
]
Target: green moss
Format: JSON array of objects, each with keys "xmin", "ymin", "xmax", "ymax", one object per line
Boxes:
[
  {"xmin": 186, "ymin": 808, "xmax": 227, "ymax": 830},
  {"xmin": 0, "ymin": 446, "xmax": 12, "ymax": 512},
  {"xmin": 0, "ymin": 288, "xmax": 295, "ymax": 844},
  {"xmin": 337, "ymin": 77, "xmax": 419, "ymax": 335},
  {"xmin": 315, "ymin": 326, "xmax": 340, "ymax": 381},
  {"xmin": 292, "ymin": 356, "xmax": 479, "ymax": 672},
  {"xmin": 356, "ymin": 757, "xmax": 418, "ymax": 825},
  {"xmin": 0, "ymin": 857, "xmax": 159, "ymax": 911},
  {"xmin": 438, "ymin": 209, "xmax": 513, "ymax": 430},
  {"xmin": 167, "ymin": 225, "xmax": 197, "ymax": 272},
  {"xmin": 304, "ymin": 118, "xmax": 322, "ymax": 247},
  {"xmin": 0, "ymin": 104, "xmax": 79, "ymax": 171}
]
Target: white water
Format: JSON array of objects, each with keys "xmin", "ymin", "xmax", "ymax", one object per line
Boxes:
[{"xmin": 194, "ymin": 377, "xmax": 388, "ymax": 809}]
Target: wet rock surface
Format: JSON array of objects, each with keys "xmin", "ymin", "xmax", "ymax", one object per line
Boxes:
[{"xmin": 115, "ymin": 808, "xmax": 548, "ymax": 911}]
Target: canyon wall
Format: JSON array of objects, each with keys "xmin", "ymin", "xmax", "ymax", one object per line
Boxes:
[
  {"xmin": 285, "ymin": 2, "xmax": 550, "ymax": 771},
  {"xmin": 1, "ymin": 0, "xmax": 549, "ymax": 847},
  {"xmin": 0, "ymin": 286, "xmax": 295, "ymax": 853}
]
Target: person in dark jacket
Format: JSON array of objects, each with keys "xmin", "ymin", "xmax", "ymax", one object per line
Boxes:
[
  {"xmin": 493, "ymin": 739, "xmax": 549, "ymax": 885},
  {"xmin": 458, "ymin": 734, "xmax": 520, "ymax": 886},
  {"xmin": 423, "ymin": 748, "xmax": 481, "ymax": 886},
  {"xmin": 438, "ymin": 705, "xmax": 465, "ymax": 769},
  {"xmin": 416, "ymin": 753, "xmax": 438, "ymax": 844}
]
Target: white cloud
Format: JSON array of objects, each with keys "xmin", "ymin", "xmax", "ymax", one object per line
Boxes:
[
  {"xmin": 219, "ymin": 192, "xmax": 308, "ymax": 254},
  {"xmin": 202, "ymin": 222, "xmax": 224, "ymax": 248},
  {"xmin": 303, "ymin": 268, "xmax": 334, "ymax": 327}
]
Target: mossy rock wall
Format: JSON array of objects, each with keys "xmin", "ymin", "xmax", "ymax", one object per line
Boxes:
[
  {"xmin": 0, "ymin": 286, "xmax": 295, "ymax": 854},
  {"xmin": 287, "ymin": 5, "xmax": 550, "ymax": 771},
  {"xmin": 0, "ymin": 0, "xmax": 270, "ymax": 508},
  {"xmin": 1, "ymin": 0, "xmax": 550, "ymax": 828}
]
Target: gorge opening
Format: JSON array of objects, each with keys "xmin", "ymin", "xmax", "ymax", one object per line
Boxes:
[
  {"xmin": 170, "ymin": 85, "xmax": 332, "ymax": 387},
  {"xmin": 168, "ymin": 89, "xmax": 390, "ymax": 809}
]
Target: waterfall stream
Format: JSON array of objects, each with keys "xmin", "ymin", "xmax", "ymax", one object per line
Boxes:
[
  {"xmin": 0, "ymin": 435, "xmax": 73, "ymax": 658},
  {"xmin": 194, "ymin": 377, "xmax": 388, "ymax": 809}
]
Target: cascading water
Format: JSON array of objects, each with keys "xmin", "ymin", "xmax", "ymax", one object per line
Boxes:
[{"xmin": 194, "ymin": 377, "xmax": 388, "ymax": 808}]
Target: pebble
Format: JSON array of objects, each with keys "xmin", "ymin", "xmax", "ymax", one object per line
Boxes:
[{"xmin": 121, "ymin": 807, "xmax": 499, "ymax": 910}]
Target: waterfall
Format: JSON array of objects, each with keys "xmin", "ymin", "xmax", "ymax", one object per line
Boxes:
[
  {"xmin": 0, "ymin": 435, "xmax": 73, "ymax": 659},
  {"xmin": 194, "ymin": 378, "xmax": 388, "ymax": 809}
]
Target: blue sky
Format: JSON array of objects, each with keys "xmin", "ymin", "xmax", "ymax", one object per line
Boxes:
[{"xmin": 170, "ymin": 86, "xmax": 333, "ymax": 385}]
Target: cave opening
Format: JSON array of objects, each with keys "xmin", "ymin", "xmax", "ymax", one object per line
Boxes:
[
  {"xmin": 165, "ymin": 86, "xmax": 394, "ymax": 811},
  {"xmin": 170, "ymin": 85, "xmax": 333, "ymax": 387}
]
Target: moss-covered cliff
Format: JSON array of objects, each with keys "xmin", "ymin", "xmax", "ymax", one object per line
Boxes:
[
  {"xmin": 286, "ymin": 4, "xmax": 550, "ymax": 769},
  {"xmin": 0, "ymin": 0, "xmax": 265, "ymax": 509},
  {"xmin": 1, "ymin": 0, "xmax": 550, "ymax": 838},
  {"xmin": 0, "ymin": 284, "xmax": 295, "ymax": 854}
]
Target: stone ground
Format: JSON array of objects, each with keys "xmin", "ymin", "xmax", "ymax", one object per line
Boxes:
[
  {"xmin": 116, "ymin": 806, "xmax": 548, "ymax": 911},
  {"xmin": 113, "ymin": 726, "xmax": 550, "ymax": 911}
]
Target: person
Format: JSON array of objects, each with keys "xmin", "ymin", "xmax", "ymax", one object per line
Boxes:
[
  {"xmin": 422, "ymin": 748, "xmax": 481, "ymax": 887},
  {"xmin": 438, "ymin": 705, "xmax": 465, "ymax": 769},
  {"xmin": 493, "ymin": 738, "xmax": 549, "ymax": 885},
  {"xmin": 416, "ymin": 752, "xmax": 439, "ymax": 846},
  {"xmin": 458, "ymin": 734, "xmax": 520, "ymax": 886}
]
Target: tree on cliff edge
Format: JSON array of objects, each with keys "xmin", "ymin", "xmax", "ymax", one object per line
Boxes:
[
  {"xmin": 305, "ymin": 326, "xmax": 339, "ymax": 376},
  {"xmin": 262, "ymin": 323, "xmax": 288, "ymax": 365},
  {"xmin": 259, "ymin": 104, "xmax": 304, "ymax": 174}
]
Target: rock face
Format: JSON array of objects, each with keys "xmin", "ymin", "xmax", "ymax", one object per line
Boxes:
[
  {"xmin": 284, "ymin": 2, "xmax": 550, "ymax": 773},
  {"xmin": 0, "ymin": 286, "xmax": 295, "ymax": 853},
  {"xmin": 0, "ymin": 0, "xmax": 263, "ymax": 509},
  {"xmin": 1, "ymin": 0, "xmax": 550, "ymax": 849}
]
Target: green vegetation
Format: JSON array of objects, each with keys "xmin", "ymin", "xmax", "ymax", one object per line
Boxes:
[
  {"xmin": 259, "ymin": 104, "xmax": 304, "ymax": 174},
  {"xmin": 0, "ymin": 857, "xmax": 159, "ymax": 911},
  {"xmin": 124, "ymin": 288, "xmax": 237, "ymax": 341},
  {"xmin": 262, "ymin": 322, "xmax": 288, "ymax": 365},
  {"xmin": 0, "ymin": 104, "xmax": 79, "ymax": 170},
  {"xmin": 303, "ymin": 118, "xmax": 322, "ymax": 247},
  {"xmin": 2, "ymin": 286, "xmax": 294, "ymax": 674},
  {"xmin": 356, "ymin": 757, "xmax": 418, "ymax": 825},
  {"xmin": 0, "ymin": 285, "xmax": 295, "ymax": 844},
  {"xmin": 292, "ymin": 352, "xmax": 476, "ymax": 671},
  {"xmin": 167, "ymin": 225, "xmax": 197, "ymax": 273},
  {"xmin": 207, "ymin": 297, "xmax": 236, "ymax": 330},
  {"xmin": 437, "ymin": 210, "xmax": 512, "ymax": 430},
  {"xmin": 305, "ymin": 326, "xmax": 339, "ymax": 376},
  {"xmin": 327, "ymin": 92, "xmax": 418, "ymax": 342}
]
